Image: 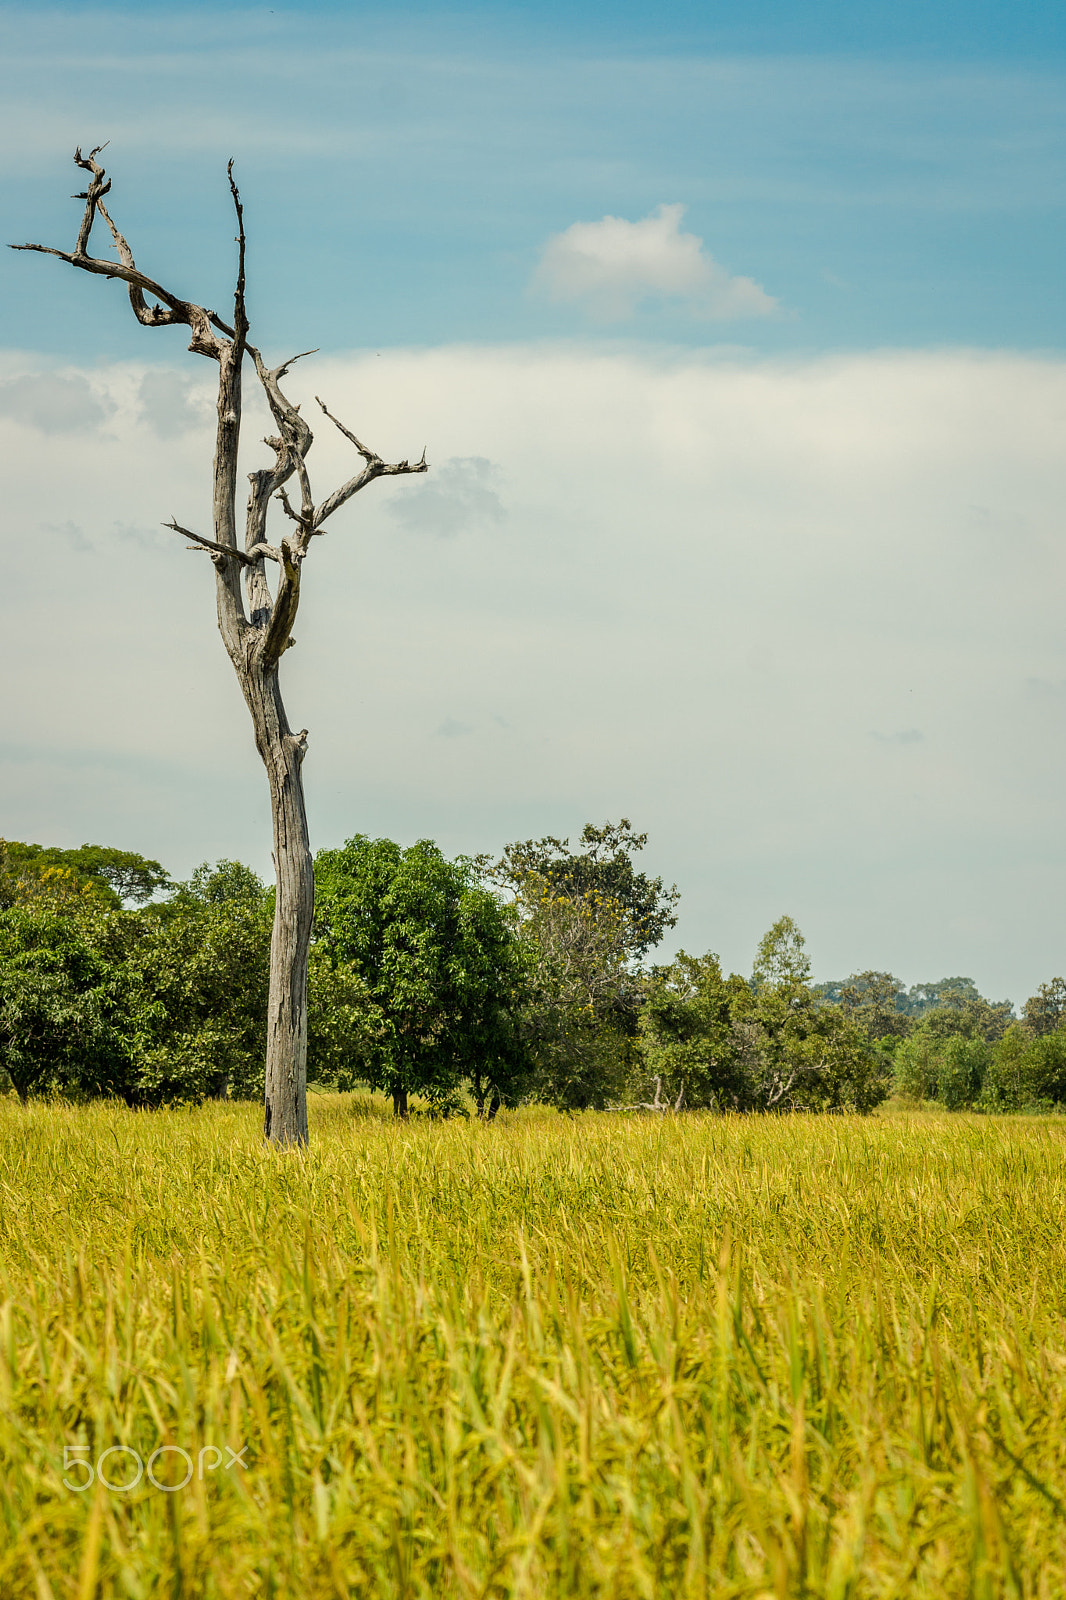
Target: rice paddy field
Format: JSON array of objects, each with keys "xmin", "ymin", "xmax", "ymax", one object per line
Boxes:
[{"xmin": 0, "ymin": 1097, "xmax": 1064, "ymax": 1598}]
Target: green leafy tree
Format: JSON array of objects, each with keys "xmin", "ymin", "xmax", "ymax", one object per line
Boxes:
[
  {"xmin": 314, "ymin": 836, "xmax": 528, "ymax": 1115},
  {"xmin": 490, "ymin": 820, "xmax": 678, "ymax": 1108},
  {"xmin": 819, "ymin": 971, "xmax": 1013, "ymax": 1049},
  {"xmin": 639, "ymin": 952, "xmax": 751, "ymax": 1110},
  {"xmin": 980, "ymin": 1022, "xmax": 1066, "ymax": 1110},
  {"xmin": 894, "ymin": 1015, "xmax": 992, "ymax": 1107},
  {"xmin": 737, "ymin": 966, "xmax": 888, "ymax": 1114},
  {"xmin": 1, "ymin": 853, "xmax": 370, "ymax": 1108},
  {"xmin": 306, "ymin": 950, "xmax": 384, "ymax": 1091},
  {"xmin": 178, "ymin": 859, "xmax": 263, "ymax": 908},
  {"xmin": 492, "ymin": 819, "xmax": 679, "ymax": 961},
  {"xmin": 637, "ymin": 923, "xmax": 887, "ymax": 1115},
  {"xmin": 751, "ymin": 915, "xmax": 811, "ymax": 992},
  {"xmin": 514, "ymin": 883, "xmax": 639, "ymax": 1109},
  {"xmin": 904, "ymin": 978, "xmax": 1014, "ymax": 1041},
  {"xmin": 108, "ymin": 860, "xmax": 273, "ymax": 1104}
]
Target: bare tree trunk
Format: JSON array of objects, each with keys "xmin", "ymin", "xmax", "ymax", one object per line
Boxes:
[
  {"xmin": 15, "ymin": 149, "xmax": 427, "ymax": 1147},
  {"xmin": 248, "ymin": 666, "xmax": 312, "ymax": 1147}
]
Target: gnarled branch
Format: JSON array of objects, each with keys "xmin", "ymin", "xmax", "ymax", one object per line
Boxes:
[
  {"xmin": 12, "ymin": 148, "xmax": 233, "ymax": 360},
  {"xmin": 312, "ymin": 396, "xmax": 427, "ymax": 528}
]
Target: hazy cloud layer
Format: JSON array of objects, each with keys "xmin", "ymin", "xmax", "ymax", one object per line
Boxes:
[
  {"xmin": 3, "ymin": 343, "xmax": 1065, "ymax": 1001},
  {"xmin": 137, "ymin": 371, "xmax": 214, "ymax": 438},
  {"xmin": 535, "ymin": 205, "xmax": 778, "ymax": 322},
  {"xmin": 0, "ymin": 373, "xmax": 114, "ymax": 433},
  {"xmin": 388, "ymin": 457, "xmax": 506, "ymax": 537}
]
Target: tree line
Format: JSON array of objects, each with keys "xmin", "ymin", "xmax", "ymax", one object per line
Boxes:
[{"xmin": 1, "ymin": 825, "xmax": 1062, "ymax": 1116}]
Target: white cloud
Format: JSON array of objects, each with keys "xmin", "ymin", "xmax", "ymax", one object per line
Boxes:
[
  {"xmin": 534, "ymin": 204, "xmax": 777, "ymax": 321},
  {"xmin": 2, "ymin": 343, "xmax": 1065, "ymax": 1001},
  {"xmin": 0, "ymin": 373, "xmax": 114, "ymax": 433}
]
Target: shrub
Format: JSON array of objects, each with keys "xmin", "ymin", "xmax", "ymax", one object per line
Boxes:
[{"xmin": 981, "ymin": 1023, "xmax": 1066, "ymax": 1112}]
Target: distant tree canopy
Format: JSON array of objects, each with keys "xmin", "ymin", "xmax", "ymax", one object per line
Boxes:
[
  {"xmin": 814, "ymin": 964, "xmax": 1066, "ymax": 1112},
  {"xmin": 816, "ymin": 970, "xmax": 1014, "ymax": 1044},
  {"xmin": 3, "ymin": 828, "xmax": 1065, "ymax": 1118},
  {"xmin": 832, "ymin": 971, "xmax": 912, "ymax": 1041},
  {"xmin": 0, "ymin": 858, "xmax": 272, "ymax": 1106},
  {"xmin": 0, "ymin": 839, "xmax": 171, "ymax": 909},
  {"xmin": 1022, "ymin": 978, "xmax": 1066, "ymax": 1039},
  {"xmin": 640, "ymin": 942, "xmax": 888, "ymax": 1116}
]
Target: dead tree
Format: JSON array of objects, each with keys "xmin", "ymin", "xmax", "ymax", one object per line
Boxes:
[{"xmin": 12, "ymin": 147, "xmax": 427, "ymax": 1146}]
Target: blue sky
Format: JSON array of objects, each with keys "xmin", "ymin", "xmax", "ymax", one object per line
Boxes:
[
  {"xmin": 3, "ymin": 3, "xmax": 1063, "ymax": 358},
  {"xmin": 2, "ymin": 1, "xmax": 1065, "ymax": 996}
]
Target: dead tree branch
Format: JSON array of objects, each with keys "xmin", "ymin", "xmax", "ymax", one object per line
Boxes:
[{"xmin": 313, "ymin": 397, "xmax": 428, "ymax": 529}]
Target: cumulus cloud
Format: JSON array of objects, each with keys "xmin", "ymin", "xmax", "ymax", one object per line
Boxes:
[
  {"xmin": 0, "ymin": 373, "xmax": 114, "ymax": 433},
  {"xmin": 534, "ymin": 204, "xmax": 777, "ymax": 321},
  {"xmin": 387, "ymin": 456, "xmax": 506, "ymax": 537}
]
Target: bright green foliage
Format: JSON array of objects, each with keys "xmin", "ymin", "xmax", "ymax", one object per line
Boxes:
[
  {"xmin": 895, "ymin": 1017, "xmax": 995, "ymax": 1108},
  {"xmin": 895, "ymin": 1006, "xmax": 1066, "ymax": 1112},
  {"xmin": 306, "ymin": 948, "xmax": 383, "ymax": 1090},
  {"xmin": 178, "ymin": 858, "xmax": 264, "ymax": 909},
  {"xmin": 0, "ymin": 862, "xmax": 275, "ymax": 1106},
  {"xmin": 2, "ymin": 1100, "xmax": 1066, "ymax": 1597},
  {"xmin": 0, "ymin": 905, "xmax": 127, "ymax": 1100},
  {"xmin": 314, "ymin": 836, "xmax": 528, "ymax": 1114}
]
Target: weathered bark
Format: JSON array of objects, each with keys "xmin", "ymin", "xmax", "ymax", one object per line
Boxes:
[
  {"xmin": 13, "ymin": 148, "xmax": 427, "ymax": 1146},
  {"xmin": 250, "ymin": 666, "xmax": 312, "ymax": 1148}
]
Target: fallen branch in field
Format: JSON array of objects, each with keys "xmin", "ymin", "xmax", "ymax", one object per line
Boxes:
[{"xmin": 609, "ymin": 1076, "xmax": 685, "ymax": 1113}]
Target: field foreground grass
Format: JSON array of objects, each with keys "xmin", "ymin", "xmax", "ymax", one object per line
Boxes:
[{"xmin": 0, "ymin": 1098, "xmax": 1064, "ymax": 1598}]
